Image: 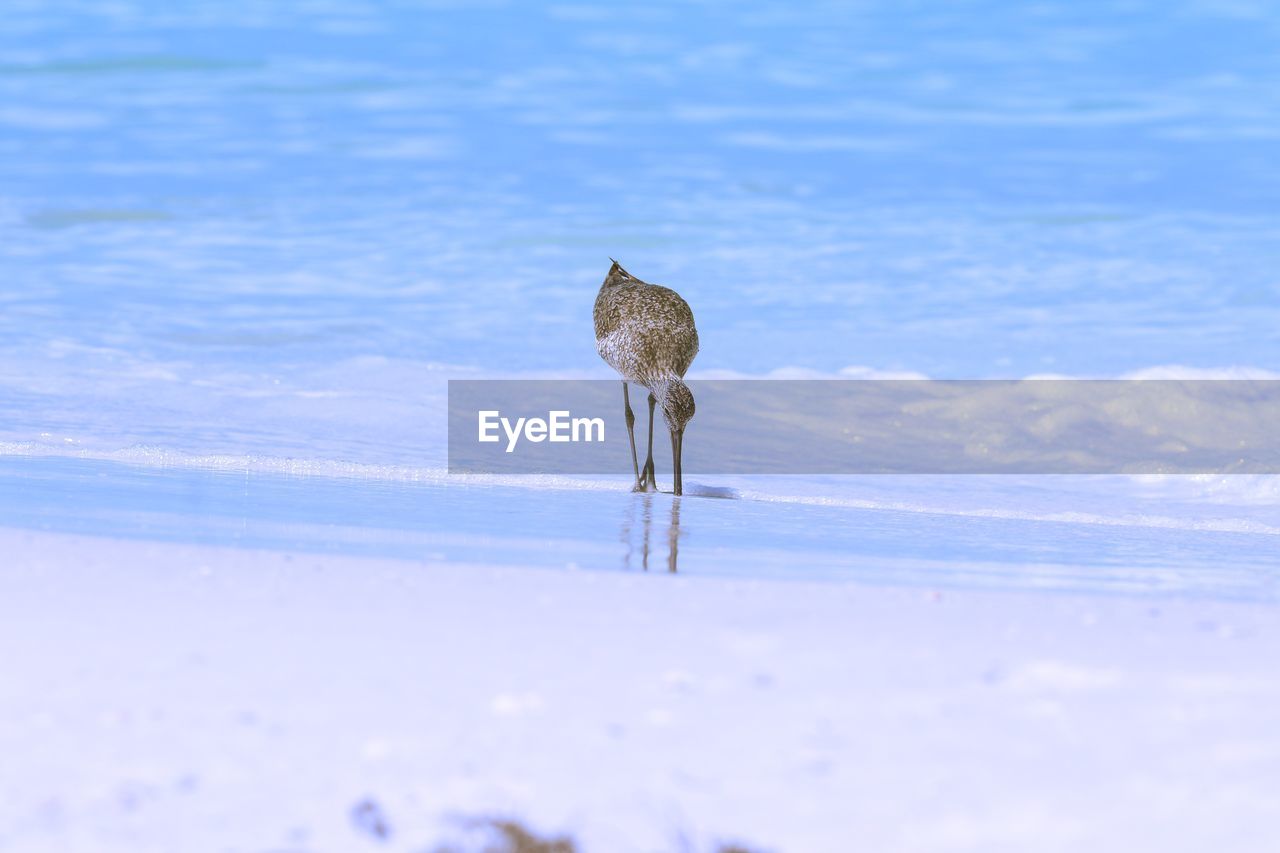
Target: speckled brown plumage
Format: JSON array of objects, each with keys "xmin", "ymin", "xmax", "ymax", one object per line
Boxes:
[
  {"xmin": 594, "ymin": 262, "xmax": 699, "ymax": 390},
  {"xmin": 593, "ymin": 260, "xmax": 699, "ymax": 494}
]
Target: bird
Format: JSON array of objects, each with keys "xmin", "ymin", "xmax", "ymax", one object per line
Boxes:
[{"xmin": 593, "ymin": 259, "xmax": 699, "ymax": 496}]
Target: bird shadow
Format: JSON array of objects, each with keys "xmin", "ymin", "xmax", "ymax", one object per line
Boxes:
[{"xmin": 682, "ymin": 482, "xmax": 739, "ymax": 500}]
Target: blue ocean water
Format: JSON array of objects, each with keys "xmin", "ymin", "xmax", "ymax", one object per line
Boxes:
[{"xmin": 2, "ymin": 0, "xmax": 1278, "ymax": 590}]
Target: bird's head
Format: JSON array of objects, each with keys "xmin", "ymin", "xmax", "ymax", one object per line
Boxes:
[
  {"xmin": 654, "ymin": 377, "xmax": 695, "ymax": 433},
  {"xmin": 603, "ymin": 258, "xmax": 634, "ymax": 287}
]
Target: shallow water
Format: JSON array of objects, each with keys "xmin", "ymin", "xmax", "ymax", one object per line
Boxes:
[
  {"xmin": 2, "ymin": 0, "xmax": 1279, "ymax": 590},
  {"xmin": 4, "ymin": 456, "xmax": 1276, "ymax": 601}
]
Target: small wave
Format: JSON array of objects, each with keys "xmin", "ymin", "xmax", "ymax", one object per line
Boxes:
[
  {"xmin": 0, "ymin": 441, "xmax": 628, "ymax": 491},
  {"xmin": 733, "ymin": 487, "xmax": 1280, "ymax": 536}
]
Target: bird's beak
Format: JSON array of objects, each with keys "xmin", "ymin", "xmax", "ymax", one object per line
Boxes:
[{"xmin": 670, "ymin": 427, "xmax": 684, "ymax": 496}]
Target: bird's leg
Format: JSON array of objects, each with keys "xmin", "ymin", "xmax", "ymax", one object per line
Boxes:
[
  {"xmin": 639, "ymin": 393, "xmax": 657, "ymax": 491},
  {"xmin": 623, "ymin": 382, "xmax": 642, "ymax": 490},
  {"xmin": 670, "ymin": 427, "xmax": 684, "ymax": 497}
]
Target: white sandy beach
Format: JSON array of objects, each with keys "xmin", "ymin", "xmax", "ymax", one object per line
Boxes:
[{"xmin": 3, "ymin": 525, "xmax": 1278, "ymax": 853}]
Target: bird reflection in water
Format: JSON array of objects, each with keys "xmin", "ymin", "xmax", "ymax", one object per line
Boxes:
[{"xmin": 620, "ymin": 494, "xmax": 684, "ymax": 573}]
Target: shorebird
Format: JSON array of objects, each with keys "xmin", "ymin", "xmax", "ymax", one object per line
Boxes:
[{"xmin": 593, "ymin": 260, "xmax": 699, "ymax": 496}]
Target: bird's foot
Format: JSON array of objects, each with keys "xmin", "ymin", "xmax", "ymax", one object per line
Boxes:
[{"xmin": 632, "ymin": 463, "xmax": 659, "ymax": 493}]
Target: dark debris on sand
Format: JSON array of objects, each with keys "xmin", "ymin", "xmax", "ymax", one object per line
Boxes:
[
  {"xmin": 346, "ymin": 800, "xmax": 764, "ymax": 853},
  {"xmin": 428, "ymin": 817, "xmax": 577, "ymax": 853},
  {"xmin": 350, "ymin": 797, "xmax": 392, "ymax": 842}
]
